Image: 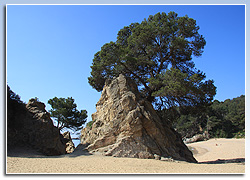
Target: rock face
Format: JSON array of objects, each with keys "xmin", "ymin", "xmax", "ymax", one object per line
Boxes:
[
  {"xmin": 80, "ymin": 74, "xmax": 197, "ymax": 163},
  {"xmin": 61, "ymin": 131, "xmax": 75, "ymax": 153},
  {"xmin": 7, "ymin": 98, "xmax": 66, "ymax": 156}
]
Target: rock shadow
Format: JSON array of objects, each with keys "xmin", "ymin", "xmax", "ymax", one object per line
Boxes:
[
  {"xmin": 66, "ymin": 144, "xmax": 92, "ymax": 157},
  {"xmin": 7, "ymin": 146, "xmax": 50, "ymax": 158},
  {"xmin": 198, "ymin": 158, "xmax": 245, "ymax": 164},
  {"xmin": 7, "ymin": 144, "xmax": 92, "ymax": 158}
]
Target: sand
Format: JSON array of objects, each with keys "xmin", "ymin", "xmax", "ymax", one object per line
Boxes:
[{"xmin": 6, "ymin": 138, "xmax": 245, "ymax": 174}]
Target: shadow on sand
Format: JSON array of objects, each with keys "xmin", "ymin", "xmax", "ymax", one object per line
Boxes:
[
  {"xmin": 7, "ymin": 144, "xmax": 92, "ymax": 159},
  {"xmin": 198, "ymin": 158, "xmax": 245, "ymax": 164},
  {"xmin": 7, "ymin": 145, "xmax": 245, "ymax": 165},
  {"xmin": 65, "ymin": 144, "xmax": 92, "ymax": 157}
]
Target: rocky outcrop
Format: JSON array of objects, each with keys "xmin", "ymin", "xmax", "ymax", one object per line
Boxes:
[
  {"xmin": 80, "ymin": 74, "xmax": 197, "ymax": 163},
  {"xmin": 61, "ymin": 131, "xmax": 75, "ymax": 153},
  {"xmin": 183, "ymin": 133, "xmax": 209, "ymax": 144},
  {"xmin": 7, "ymin": 98, "xmax": 66, "ymax": 156}
]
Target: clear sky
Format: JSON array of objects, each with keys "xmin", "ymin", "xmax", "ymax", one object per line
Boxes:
[{"xmin": 7, "ymin": 5, "xmax": 245, "ymax": 128}]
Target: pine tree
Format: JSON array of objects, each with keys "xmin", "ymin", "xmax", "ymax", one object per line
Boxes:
[
  {"xmin": 88, "ymin": 12, "xmax": 216, "ymax": 111},
  {"xmin": 48, "ymin": 97, "xmax": 87, "ymax": 131}
]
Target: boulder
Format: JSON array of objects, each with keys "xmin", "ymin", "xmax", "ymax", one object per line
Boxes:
[
  {"xmin": 80, "ymin": 74, "xmax": 197, "ymax": 163},
  {"xmin": 7, "ymin": 98, "xmax": 66, "ymax": 156}
]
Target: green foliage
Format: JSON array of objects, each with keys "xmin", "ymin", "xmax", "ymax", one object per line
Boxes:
[
  {"xmin": 208, "ymin": 95, "xmax": 245, "ymax": 138},
  {"xmin": 88, "ymin": 12, "xmax": 216, "ymax": 110},
  {"xmin": 48, "ymin": 97, "xmax": 88, "ymax": 131},
  {"xmin": 173, "ymin": 95, "xmax": 245, "ymax": 138},
  {"xmin": 86, "ymin": 118, "xmax": 98, "ymax": 129},
  {"xmin": 149, "ymin": 68, "xmax": 216, "ymax": 108},
  {"xmin": 86, "ymin": 120, "xmax": 94, "ymax": 129},
  {"xmin": 233, "ymin": 130, "xmax": 245, "ymax": 139}
]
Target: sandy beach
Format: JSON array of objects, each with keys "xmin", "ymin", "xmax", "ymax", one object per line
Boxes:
[{"xmin": 6, "ymin": 138, "xmax": 245, "ymax": 174}]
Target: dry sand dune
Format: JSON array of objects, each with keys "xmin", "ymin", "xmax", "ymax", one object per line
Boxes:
[{"xmin": 6, "ymin": 138, "xmax": 245, "ymax": 174}]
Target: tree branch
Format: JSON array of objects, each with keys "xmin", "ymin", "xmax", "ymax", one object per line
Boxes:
[{"xmin": 119, "ymin": 61, "xmax": 152, "ymax": 94}]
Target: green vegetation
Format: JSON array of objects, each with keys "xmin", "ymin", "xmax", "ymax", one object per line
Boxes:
[
  {"xmin": 173, "ymin": 95, "xmax": 245, "ymax": 138},
  {"xmin": 86, "ymin": 120, "xmax": 94, "ymax": 129},
  {"xmin": 88, "ymin": 12, "xmax": 216, "ymax": 112},
  {"xmin": 48, "ymin": 97, "xmax": 88, "ymax": 131},
  {"xmin": 87, "ymin": 11, "xmax": 244, "ymax": 139}
]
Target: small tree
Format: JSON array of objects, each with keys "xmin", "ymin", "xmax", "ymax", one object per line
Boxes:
[{"xmin": 48, "ymin": 97, "xmax": 87, "ymax": 131}]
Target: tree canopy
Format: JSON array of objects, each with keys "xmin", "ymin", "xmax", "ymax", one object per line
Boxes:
[
  {"xmin": 88, "ymin": 12, "xmax": 216, "ymax": 110},
  {"xmin": 48, "ymin": 97, "xmax": 88, "ymax": 131},
  {"xmin": 173, "ymin": 95, "xmax": 245, "ymax": 138}
]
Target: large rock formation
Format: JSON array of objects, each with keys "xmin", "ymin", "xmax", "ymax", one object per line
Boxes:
[
  {"xmin": 80, "ymin": 74, "xmax": 197, "ymax": 163},
  {"xmin": 7, "ymin": 98, "xmax": 66, "ymax": 156}
]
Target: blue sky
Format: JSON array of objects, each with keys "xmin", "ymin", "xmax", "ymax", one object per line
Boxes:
[{"xmin": 7, "ymin": 5, "xmax": 245, "ymax": 128}]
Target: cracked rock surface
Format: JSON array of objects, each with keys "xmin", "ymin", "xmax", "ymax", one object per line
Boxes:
[{"xmin": 80, "ymin": 74, "xmax": 197, "ymax": 163}]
